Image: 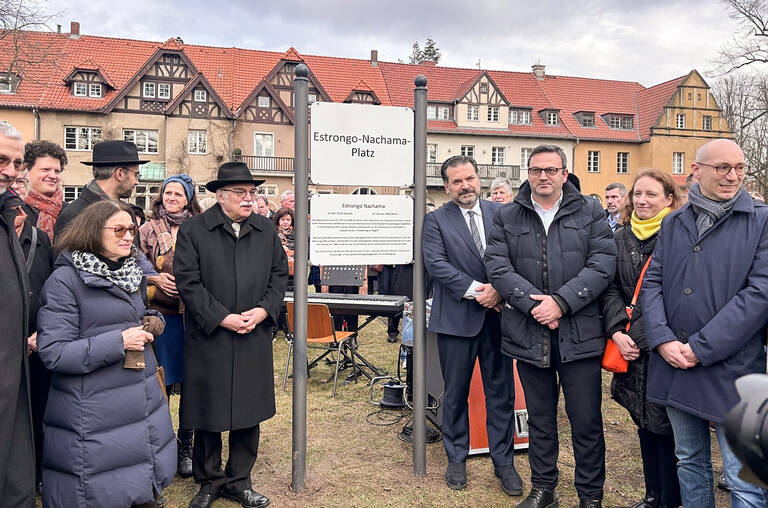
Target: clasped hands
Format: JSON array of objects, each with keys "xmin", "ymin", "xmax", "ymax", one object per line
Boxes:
[
  {"xmin": 530, "ymin": 294, "xmax": 562, "ymax": 330},
  {"xmin": 657, "ymin": 340, "xmax": 698, "ymax": 369},
  {"xmin": 220, "ymin": 307, "xmax": 269, "ymax": 334},
  {"xmin": 475, "ymin": 283, "xmax": 503, "ymax": 312}
]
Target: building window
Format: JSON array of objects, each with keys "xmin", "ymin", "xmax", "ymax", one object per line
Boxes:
[
  {"xmin": 546, "ymin": 111, "xmax": 558, "ymax": 126},
  {"xmin": 0, "ymin": 73, "xmax": 19, "ymax": 94},
  {"xmin": 467, "ymin": 105, "xmax": 479, "ymax": 121},
  {"xmin": 617, "ymin": 152, "xmax": 629, "ymax": 174},
  {"xmin": 703, "ymin": 115, "xmax": 712, "ymax": 131},
  {"xmin": 63, "ymin": 186, "xmax": 82, "ymax": 203},
  {"xmin": 194, "ymin": 89, "xmax": 207, "ymax": 102},
  {"xmin": 610, "ymin": 116, "xmax": 621, "ymax": 129},
  {"xmin": 510, "ymin": 109, "xmax": 531, "ymax": 125},
  {"xmin": 580, "ymin": 113, "xmax": 595, "ymax": 127},
  {"xmin": 308, "ymin": 93, "xmax": 317, "ymax": 103},
  {"xmin": 158, "ymin": 83, "xmax": 171, "ymax": 100},
  {"xmin": 487, "ymin": 106, "xmax": 499, "ymax": 122},
  {"xmin": 188, "ymin": 130, "xmax": 207, "ymax": 154},
  {"xmin": 479, "ymin": 83, "xmax": 488, "ymax": 94},
  {"xmin": 74, "ymin": 82, "xmax": 87, "ymax": 96},
  {"xmin": 253, "ymin": 132, "xmax": 274, "ymax": 157},
  {"xmin": 427, "ymin": 105, "xmax": 436, "ymax": 120},
  {"xmin": 437, "ymin": 106, "xmax": 450, "ymax": 120},
  {"xmin": 65, "ymin": 126, "xmax": 101, "ymax": 151},
  {"xmin": 676, "ymin": 114, "xmax": 686, "ymax": 129},
  {"xmin": 143, "ymin": 82, "xmax": 155, "ymax": 98},
  {"xmin": 88, "ymin": 83, "xmax": 102, "ymax": 98},
  {"xmin": 491, "ymin": 146, "xmax": 505, "ymax": 165},
  {"xmin": 673, "ymin": 152, "xmax": 685, "ymax": 174},
  {"xmin": 622, "ymin": 116, "xmax": 633, "ymax": 130},
  {"xmin": 123, "ymin": 129, "xmax": 158, "ymax": 154},
  {"xmin": 427, "ymin": 143, "xmax": 438, "ymax": 163},
  {"xmin": 352, "ymin": 187, "xmax": 378, "ymax": 195},
  {"xmin": 521, "ymin": 147, "xmax": 533, "ymax": 169},
  {"xmin": 461, "ymin": 145, "xmax": 474, "ymax": 158},
  {"xmin": 258, "ymin": 96, "xmax": 270, "ymax": 108},
  {"xmin": 587, "ymin": 151, "xmax": 600, "ymax": 173}
]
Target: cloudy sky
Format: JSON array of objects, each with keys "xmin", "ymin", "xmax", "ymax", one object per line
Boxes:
[{"xmin": 43, "ymin": 0, "xmax": 742, "ymax": 86}]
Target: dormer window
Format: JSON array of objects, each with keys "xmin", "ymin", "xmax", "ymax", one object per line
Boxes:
[
  {"xmin": 603, "ymin": 114, "xmax": 634, "ymax": 130},
  {"xmin": 437, "ymin": 106, "xmax": 451, "ymax": 120},
  {"xmin": 509, "ymin": 109, "xmax": 531, "ymax": 125},
  {"xmin": 158, "ymin": 83, "xmax": 171, "ymax": 100},
  {"xmin": 88, "ymin": 83, "xmax": 102, "ymax": 98},
  {"xmin": 427, "ymin": 105, "xmax": 436, "ymax": 119},
  {"xmin": 194, "ymin": 89, "xmax": 207, "ymax": 102},
  {"xmin": 308, "ymin": 93, "xmax": 317, "ymax": 103},
  {"xmin": 542, "ymin": 110, "xmax": 559, "ymax": 126},
  {"xmin": 575, "ymin": 112, "xmax": 595, "ymax": 127},
  {"xmin": 74, "ymin": 83, "xmax": 87, "ymax": 96},
  {"xmin": 0, "ymin": 73, "xmax": 19, "ymax": 94},
  {"xmin": 143, "ymin": 82, "xmax": 155, "ymax": 98}
]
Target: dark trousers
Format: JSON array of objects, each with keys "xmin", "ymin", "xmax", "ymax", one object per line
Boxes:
[
  {"xmin": 29, "ymin": 352, "xmax": 51, "ymax": 484},
  {"xmin": 638, "ymin": 428, "xmax": 681, "ymax": 506},
  {"xmin": 329, "ymin": 285, "xmax": 359, "ymax": 331},
  {"xmin": 515, "ymin": 331, "xmax": 605, "ymax": 499},
  {"xmin": 192, "ymin": 425, "xmax": 260, "ymax": 494},
  {"xmin": 437, "ymin": 314, "xmax": 516, "ymax": 465}
]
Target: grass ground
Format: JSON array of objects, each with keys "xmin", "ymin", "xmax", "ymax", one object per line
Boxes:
[{"xmin": 158, "ymin": 317, "xmax": 728, "ymax": 508}]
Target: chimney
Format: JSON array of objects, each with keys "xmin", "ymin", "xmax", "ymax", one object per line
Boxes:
[
  {"xmin": 532, "ymin": 62, "xmax": 546, "ymax": 80},
  {"xmin": 370, "ymin": 49, "xmax": 378, "ymax": 67},
  {"xmin": 56, "ymin": 24, "xmax": 61, "ymax": 33},
  {"xmin": 70, "ymin": 21, "xmax": 80, "ymax": 39}
]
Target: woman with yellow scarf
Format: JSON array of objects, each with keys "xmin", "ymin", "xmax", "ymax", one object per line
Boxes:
[{"xmin": 601, "ymin": 169, "xmax": 683, "ymax": 508}]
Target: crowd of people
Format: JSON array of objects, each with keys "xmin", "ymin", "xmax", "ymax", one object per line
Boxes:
[{"xmin": 1, "ymin": 114, "xmax": 766, "ymax": 508}]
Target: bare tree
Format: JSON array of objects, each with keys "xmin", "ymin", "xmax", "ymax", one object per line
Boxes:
[
  {"xmin": 0, "ymin": 0, "xmax": 60, "ymax": 89},
  {"xmin": 712, "ymin": 73, "xmax": 768, "ymax": 197},
  {"xmin": 714, "ymin": 0, "xmax": 768, "ymax": 74}
]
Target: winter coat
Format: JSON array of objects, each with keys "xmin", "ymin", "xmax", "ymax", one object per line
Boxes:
[
  {"xmin": 36, "ymin": 251, "xmax": 176, "ymax": 508},
  {"xmin": 53, "ymin": 184, "xmax": 102, "ymax": 239},
  {"xmin": 601, "ymin": 226, "xmax": 671, "ymax": 434},
  {"xmin": 485, "ymin": 181, "xmax": 617, "ymax": 367},
  {"xmin": 18, "ymin": 220, "xmax": 54, "ymax": 331},
  {"xmin": 0, "ymin": 193, "xmax": 35, "ymax": 506},
  {"xmin": 174, "ymin": 205, "xmax": 288, "ymax": 431},
  {"xmin": 641, "ymin": 193, "xmax": 768, "ymax": 423}
]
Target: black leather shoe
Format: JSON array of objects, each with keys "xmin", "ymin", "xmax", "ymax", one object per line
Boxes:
[
  {"xmin": 188, "ymin": 491, "xmax": 217, "ymax": 508},
  {"xmin": 177, "ymin": 429, "xmax": 194, "ymax": 478},
  {"xmin": 579, "ymin": 499, "xmax": 601, "ymax": 508},
  {"xmin": 220, "ymin": 489, "xmax": 270, "ymax": 508},
  {"xmin": 516, "ymin": 488, "xmax": 558, "ymax": 508},
  {"xmin": 494, "ymin": 465, "xmax": 523, "ymax": 496},
  {"xmin": 629, "ymin": 497, "xmax": 656, "ymax": 508},
  {"xmin": 387, "ymin": 332, "xmax": 399, "ymax": 343},
  {"xmin": 445, "ymin": 462, "xmax": 467, "ymax": 490}
]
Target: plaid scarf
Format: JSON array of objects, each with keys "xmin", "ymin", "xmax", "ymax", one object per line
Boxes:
[
  {"xmin": 25, "ymin": 187, "xmax": 62, "ymax": 240},
  {"xmin": 72, "ymin": 249, "xmax": 143, "ymax": 293}
]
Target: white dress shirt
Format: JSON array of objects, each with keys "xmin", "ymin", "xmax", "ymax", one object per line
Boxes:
[
  {"xmin": 460, "ymin": 201, "xmax": 486, "ymax": 299},
  {"xmin": 532, "ymin": 193, "xmax": 563, "ymax": 234}
]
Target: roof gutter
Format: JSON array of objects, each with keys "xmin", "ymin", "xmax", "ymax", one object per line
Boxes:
[{"xmin": 33, "ymin": 108, "xmax": 40, "ymax": 140}]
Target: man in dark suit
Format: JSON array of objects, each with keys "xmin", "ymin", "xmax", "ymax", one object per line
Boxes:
[{"xmin": 422, "ymin": 155, "xmax": 520, "ymax": 496}]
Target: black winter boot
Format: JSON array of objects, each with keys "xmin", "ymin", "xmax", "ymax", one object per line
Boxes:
[{"xmin": 177, "ymin": 429, "xmax": 194, "ymax": 478}]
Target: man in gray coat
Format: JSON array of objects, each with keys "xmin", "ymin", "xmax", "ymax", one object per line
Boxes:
[
  {"xmin": 175, "ymin": 162, "xmax": 287, "ymax": 508},
  {"xmin": 485, "ymin": 144, "xmax": 616, "ymax": 508}
]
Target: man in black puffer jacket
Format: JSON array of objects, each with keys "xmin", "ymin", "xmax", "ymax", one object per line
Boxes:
[{"xmin": 485, "ymin": 144, "xmax": 616, "ymax": 508}]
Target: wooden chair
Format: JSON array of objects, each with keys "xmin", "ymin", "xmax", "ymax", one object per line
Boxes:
[{"xmin": 282, "ymin": 302, "xmax": 357, "ymax": 398}]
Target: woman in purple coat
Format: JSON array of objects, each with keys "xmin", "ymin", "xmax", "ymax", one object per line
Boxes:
[{"xmin": 37, "ymin": 201, "xmax": 176, "ymax": 507}]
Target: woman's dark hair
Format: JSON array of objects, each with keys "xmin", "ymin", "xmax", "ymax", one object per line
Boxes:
[
  {"xmin": 620, "ymin": 168, "xmax": 683, "ymax": 225},
  {"xmin": 56, "ymin": 201, "xmax": 135, "ymax": 254},
  {"xmin": 150, "ymin": 181, "xmax": 202, "ymax": 218},
  {"xmin": 273, "ymin": 206, "xmax": 294, "ymax": 228}
]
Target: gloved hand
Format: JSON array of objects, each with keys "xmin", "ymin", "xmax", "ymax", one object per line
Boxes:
[{"xmin": 142, "ymin": 315, "xmax": 165, "ymax": 337}]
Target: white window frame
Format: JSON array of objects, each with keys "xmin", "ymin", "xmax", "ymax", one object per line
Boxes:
[
  {"xmin": 546, "ymin": 111, "xmax": 558, "ymax": 126},
  {"xmin": 427, "ymin": 143, "xmax": 438, "ymax": 163},
  {"xmin": 308, "ymin": 93, "xmax": 317, "ymax": 104},
  {"xmin": 253, "ymin": 132, "xmax": 274, "ymax": 157},
  {"xmin": 702, "ymin": 115, "xmax": 712, "ymax": 131},
  {"xmin": 673, "ymin": 152, "xmax": 685, "ymax": 174},
  {"xmin": 587, "ymin": 151, "xmax": 600, "ymax": 173},
  {"xmin": 617, "ymin": 152, "xmax": 629, "ymax": 174},
  {"xmin": 427, "ymin": 106, "xmax": 436, "ymax": 120},
  {"xmin": 521, "ymin": 147, "xmax": 533, "ymax": 169},
  {"xmin": 188, "ymin": 130, "xmax": 207, "ymax": 154},
  {"xmin": 487, "ymin": 106, "xmax": 499, "ymax": 122},
  {"xmin": 63, "ymin": 186, "xmax": 82, "ymax": 203},
  {"xmin": 194, "ymin": 89, "xmax": 207, "ymax": 102},
  {"xmin": 610, "ymin": 116, "xmax": 621, "ymax": 129},
  {"xmin": 581, "ymin": 113, "xmax": 595, "ymax": 127},
  {"xmin": 461, "ymin": 145, "xmax": 475, "ymax": 158},
  {"xmin": 676, "ymin": 114, "xmax": 686, "ymax": 129},
  {"xmin": 491, "ymin": 146, "xmax": 505, "ymax": 165},
  {"xmin": 258, "ymin": 96, "xmax": 270, "ymax": 108},
  {"xmin": 143, "ymin": 82, "xmax": 155, "ymax": 98},
  {"xmin": 157, "ymin": 83, "xmax": 171, "ymax": 100},
  {"xmin": 510, "ymin": 109, "xmax": 532, "ymax": 125},
  {"xmin": 467, "ymin": 105, "xmax": 479, "ymax": 121},
  {"xmin": 64, "ymin": 126, "xmax": 101, "ymax": 151},
  {"xmin": 438, "ymin": 106, "xmax": 450, "ymax": 120},
  {"xmin": 123, "ymin": 129, "xmax": 159, "ymax": 154},
  {"xmin": 88, "ymin": 83, "xmax": 102, "ymax": 98},
  {"xmin": 74, "ymin": 82, "xmax": 87, "ymax": 97},
  {"xmin": 622, "ymin": 116, "xmax": 633, "ymax": 129}
]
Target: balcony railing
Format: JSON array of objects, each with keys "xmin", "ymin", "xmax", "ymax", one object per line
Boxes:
[
  {"xmin": 426, "ymin": 162, "xmax": 520, "ymax": 186},
  {"xmin": 232, "ymin": 155, "xmax": 295, "ymax": 172}
]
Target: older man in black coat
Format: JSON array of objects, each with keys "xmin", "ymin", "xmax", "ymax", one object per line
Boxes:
[
  {"xmin": 175, "ymin": 162, "xmax": 288, "ymax": 508},
  {"xmin": 0, "ymin": 122, "xmax": 35, "ymax": 507}
]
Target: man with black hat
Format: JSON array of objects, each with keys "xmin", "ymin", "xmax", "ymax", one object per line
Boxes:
[
  {"xmin": 53, "ymin": 140, "xmax": 148, "ymax": 238},
  {"xmin": 174, "ymin": 162, "xmax": 288, "ymax": 508}
]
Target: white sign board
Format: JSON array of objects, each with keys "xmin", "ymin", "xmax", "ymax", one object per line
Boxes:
[
  {"xmin": 310, "ymin": 194, "xmax": 414, "ymax": 265},
  {"xmin": 310, "ymin": 102, "xmax": 414, "ymax": 186}
]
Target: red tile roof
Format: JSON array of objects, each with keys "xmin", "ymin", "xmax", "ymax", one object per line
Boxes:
[{"xmin": 0, "ymin": 30, "xmax": 692, "ymax": 143}]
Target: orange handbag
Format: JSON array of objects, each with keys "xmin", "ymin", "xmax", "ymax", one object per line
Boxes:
[{"xmin": 602, "ymin": 255, "xmax": 652, "ymax": 374}]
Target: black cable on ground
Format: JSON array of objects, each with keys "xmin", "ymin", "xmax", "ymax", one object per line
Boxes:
[
  {"xmin": 366, "ymin": 406, "xmax": 411, "ymax": 427},
  {"xmin": 397, "ymin": 416, "xmax": 442, "ymax": 444}
]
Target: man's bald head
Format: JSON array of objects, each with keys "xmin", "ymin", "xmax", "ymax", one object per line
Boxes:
[{"xmin": 695, "ymin": 138, "xmax": 744, "ymax": 164}]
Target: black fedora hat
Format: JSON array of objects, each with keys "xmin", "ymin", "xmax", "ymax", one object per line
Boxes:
[
  {"xmin": 205, "ymin": 162, "xmax": 265, "ymax": 192},
  {"xmin": 81, "ymin": 140, "xmax": 150, "ymax": 166}
]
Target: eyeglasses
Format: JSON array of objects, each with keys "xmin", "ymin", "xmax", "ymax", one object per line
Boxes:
[
  {"xmin": 528, "ymin": 167, "xmax": 565, "ymax": 176},
  {"xmin": 121, "ymin": 167, "xmax": 141, "ymax": 179},
  {"xmin": 0, "ymin": 155, "xmax": 23, "ymax": 171},
  {"xmin": 221, "ymin": 188, "xmax": 259, "ymax": 198},
  {"xmin": 696, "ymin": 162, "xmax": 749, "ymax": 176},
  {"xmin": 13, "ymin": 177, "xmax": 28, "ymax": 186},
  {"xmin": 103, "ymin": 224, "xmax": 138, "ymax": 238}
]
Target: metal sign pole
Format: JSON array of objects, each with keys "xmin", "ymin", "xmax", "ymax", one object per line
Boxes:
[
  {"xmin": 291, "ymin": 63, "xmax": 309, "ymax": 492},
  {"xmin": 412, "ymin": 75, "xmax": 427, "ymax": 477}
]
